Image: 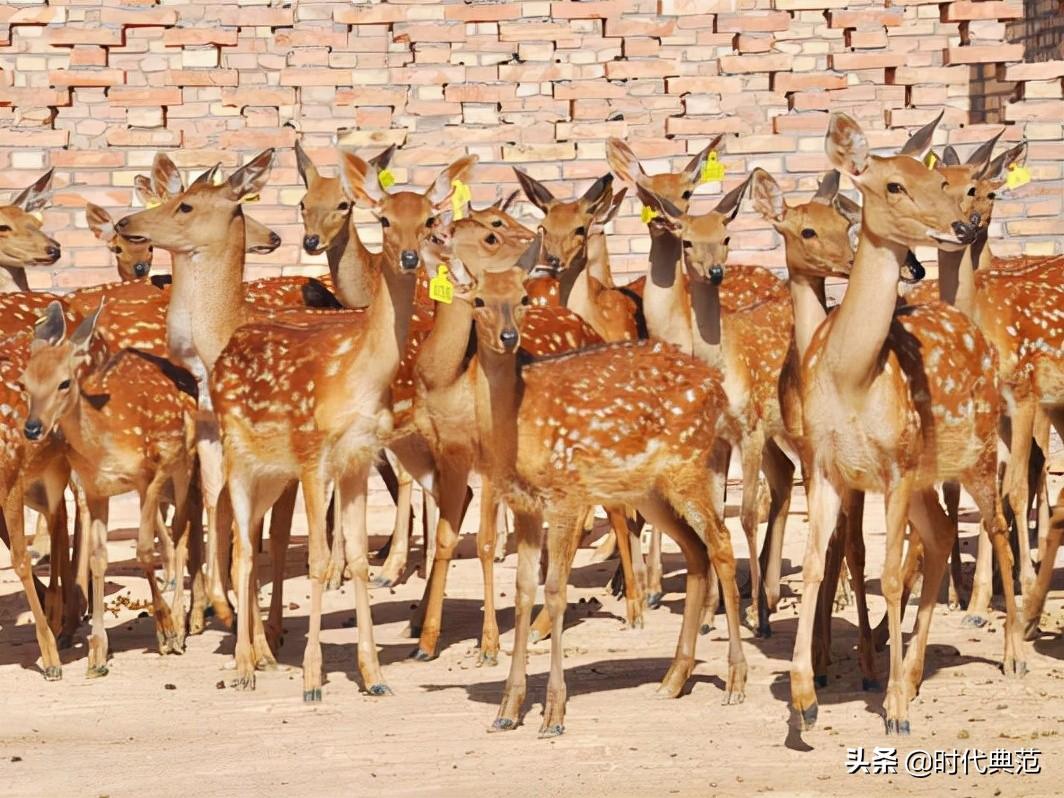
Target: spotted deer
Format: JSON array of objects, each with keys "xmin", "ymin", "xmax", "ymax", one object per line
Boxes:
[
  {"xmin": 0, "ymin": 169, "xmax": 62, "ymax": 294},
  {"xmin": 205, "ymin": 149, "xmax": 475, "ymax": 697},
  {"xmin": 21, "ymin": 301, "xmax": 197, "ymax": 673},
  {"xmin": 636, "ymin": 173, "xmax": 795, "ymax": 637},
  {"xmin": 470, "ymin": 265, "xmax": 744, "ymax": 736},
  {"xmin": 789, "ymin": 112, "xmax": 1022, "ymax": 736}
]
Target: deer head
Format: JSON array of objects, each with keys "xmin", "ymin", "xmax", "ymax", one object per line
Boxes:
[
  {"xmin": 116, "ymin": 150, "xmax": 276, "ymax": 254},
  {"xmin": 825, "ymin": 112, "xmax": 977, "ymax": 252},
  {"xmin": 932, "ymin": 129, "xmax": 1022, "ymax": 236},
  {"xmin": 340, "ymin": 148, "xmax": 477, "ymax": 275},
  {"xmin": 0, "ymin": 170, "xmax": 62, "ymax": 268},
  {"xmin": 512, "ymin": 169, "xmax": 616, "ymax": 274},
  {"xmin": 473, "ymin": 266, "xmax": 535, "ymax": 355},
  {"xmin": 86, "ymin": 203, "xmax": 153, "ymax": 280},
  {"xmin": 607, "ymin": 135, "xmax": 724, "ymax": 213},
  {"xmin": 295, "ymin": 140, "xmax": 396, "ymax": 255},
  {"xmin": 130, "ymin": 152, "xmax": 282, "ymax": 256},
  {"xmin": 636, "ymin": 172, "xmax": 755, "ymax": 285},
  {"xmin": 750, "ymin": 170, "xmax": 860, "ymax": 280},
  {"xmin": 465, "ymin": 190, "xmax": 532, "ymax": 238},
  {"xmin": 21, "ymin": 300, "xmax": 104, "ymax": 441}
]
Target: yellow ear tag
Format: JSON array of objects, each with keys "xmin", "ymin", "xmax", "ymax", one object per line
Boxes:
[
  {"xmin": 1006, "ymin": 163, "xmax": 1031, "ymax": 190},
  {"xmin": 145, "ymin": 197, "xmax": 162, "ymax": 209},
  {"xmin": 700, "ymin": 151, "xmax": 726, "ymax": 184},
  {"xmin": 29, "ymin": 210, "xmax": 44, "ymax": 222},
  {"xmin": 429, "ymin": 264, "xmax": 453, "ymax": 304},
  {"xmin": 240, "ymin": 193, "xmax": 260, "ymax": 204},
  {"xmin": 640, "ymin": 205, "xmax": 659, "ymax": 224},
  {"xmin": 451, "ymin": 178, "xmax": 471, "ymax": 221},
  {"xmin": 378, "ymin": 169, "xmax": 396, "ymax": 190},
  {"xmin": 924, "ymin": 151, "xmax": 938, "ymax": 169}
]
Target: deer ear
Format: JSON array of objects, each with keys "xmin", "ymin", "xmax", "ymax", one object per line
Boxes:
[
  {"xmin": 515, "ymin": 233, "xmax": 543, "ymax": 274},
  {"xmin": 811, "ymin": 170, "xmax": 840, "ymax": 205},
  {"xmin": 338, "ymin": 148, "xmax": 385, "ymax": 207},
  {"xmin": 497, "ymin": 189, "xmax": 520, "ymax": 213},
  {"xmin": 369, "ymin": 144, "xmax": 397, "ymax": 172},
  {"xmin": 85, "ymin": 203, "xmax": 115, "ymax": 243},
  {"xmin": 941, "ymin": 146, "xmax": 961, "ymax": 167},
  {"xmin": 833, "ymin": 193, "xmax": 863, "ymax": 228},
  {"xmin": 133, "ymin": 175, "xmax": 158, "ymax": 207},
  {"xmin": 980, "ymin": 140, "xmax": 1028, "ymax": 183},
  {"xmin": 513, "ymin": 168, "xmax": 555, "ymax": 213},
  {"xmin": 34, "ymin": 301, "xmax": 67, "ymax": 347},
  {"xmin": 966, "ymin": 129, "xmax": 1005, "ymax": 169},
  {"xmin": 606, "ymin": 138, "xmax": 644, "ymax": 186},
  {"xmin": 598, "ymin": 187, "xmax": 627, "ymax": 226},
  {"xmin": 227, "ymin": 149, "xmax": 274, "ymax": 202},
  {"xmin": 152, "ymin": 153, "xmax": 184, "ymax": 198},
  {"xmin": 426, "ymin": 155, "xmax": 478, "ymax": 209},
  {"xmin": 12, "ymin": 169, "xmax": 54, "ymax": 214},
  {"xmin": 713, "ymin": 173, "xmax": 753, "ymax": 222},
  {"xmin": 682, "ymin": 134, "xmax": 725, "ymax": 183},
  {"xmin": 826, "ymin": 113, "xmax": 870, "ymax": 177},
  {"xmin": 581, "ymin": 173, "xmax": 614, "ymax": 218},
  {"xmin": 294, "ymin": 140, "xmax": 318, "ymax": 188},
  {"xmin": 750, "ymin": 169, "xmax": 785, "ymax": 222},
  {"xmin": 635, "ymin": 184, "xmax": 682, "ymax": 231},
  {"xmin": 899, "ymin": 110, "xmax": 943, "ymax": 159},
  {"xmin": 191, "ymin": 164, "xmax": 221, "ymax": 188},
  {"xmin": 70, "ymin": 299, "xmax": 105, "ymax": 356}
]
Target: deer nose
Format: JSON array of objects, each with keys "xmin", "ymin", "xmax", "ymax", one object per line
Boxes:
[
  {"xmin": 708, "ymin": 265, "xmax": 725, "ymax": 285},
  {"xmin": 969, "ymin": 211, "xmax": 982, "ymax": 228},
  {"xmin": 23, "ymin": 419, "xmax": 43, "ymax": 441},
  {"xmin": 400, "ymin": 250, "xmax": 419, "ymax": 270},
  {"xmin": 115, "ymin": 216, "xmax": 128, "ymax": 230},
  {"xmin": 268, "ymin": 232, "xmax": 281, "ymax": 249},
  {"xmin": 499, "ymin": 328, "xmax": 518, "ymax": 349},
  {"xmin": 951, "ymin": 220, "xmax": 974, "ymax": 242},
  {"xmin": 546, "ymin": 255, "xmax": 560, "ymax": 270},
  {"xmin": 46, "ymin": 244, "xmax": 61, "ymax": 261},
  {"xmin": 133, "ymin": 262, "xmax": 150, "ymax": 277},
  {"xmin": 302, "ymin": 234, "xmax": 319, "ymax": 252}
]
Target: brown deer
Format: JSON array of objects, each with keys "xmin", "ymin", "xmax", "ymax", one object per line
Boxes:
[
  {"xmin": 0, "ymin": 169, "xmax": 62, "ymax": 293},
  {"xmin": 636, "ymin": 174, "xmax": 795, "ymax": 637},
  {"xmin": 21, "ymin": 301, "xmax": 197, "ymax": 672},
  {"xmin": 789, "ymin": 112, "xmax": 1023, "ymax": 736},
  {"xmin": 471, "ymin": 265, "xmax": 744, "ymax": 736},
  {"xmin": 203, "ymin": 149, "xmax": 475, "ymax": 697}
]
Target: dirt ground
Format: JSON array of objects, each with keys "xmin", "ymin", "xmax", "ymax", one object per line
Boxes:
[{"xmin": 1, "ymin": 479, "xmax": 1062, "ymax": 798}]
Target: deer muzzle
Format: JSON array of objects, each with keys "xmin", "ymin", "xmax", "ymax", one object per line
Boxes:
[{"xmin": 23, "ymin": 418, "xmax": 44, "ymax": 441}]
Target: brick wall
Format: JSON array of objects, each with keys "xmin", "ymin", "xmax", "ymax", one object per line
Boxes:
[{"xmin": 1, "ymin": 0, "xmax": 1062, "ymax": 291}]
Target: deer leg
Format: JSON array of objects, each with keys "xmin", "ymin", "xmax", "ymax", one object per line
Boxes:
[
  {"xmin": 492, "ymin": 510, "xmax": 543, "ymax": 731},
  {"xmin": 85, "ymin": 497, "xmax": 110, "ymax": 679},
  {"xmin": 538, "ymin": 514, "xmax": 581, "ymax": 737},
  {"xmin": 168, "ymin": 466, "xmax": 192, "ymax": 652},
  {"xmin": 248, "ymin": 526, "xmax": 277, "ymax": 671},
  {"xmin": 1025, "ymin": 487, "xmax": 1063, "ymax": 640},
  {"xmin": 700, "ymin": 440, "xmax": 730, "ymax": 633},
  {"xmin": 738, "ymin": 432, "xmax": 769, "ymax": 636},
  {"xmin": 1032, "ymin": 409, "xmax": 1050, "ymax": 564},
  {"xmin": 300, "ymin": 469, "xmax": 329, "ymax": 702},
  {"xmin": 422, "ymin": 490, "xmax": 438, "ymax": 579},
  {"xmin": 941, "ymin": 481, "xmax": 964, "ymax": 610},
  {"xmin": 494, "ymin": 500, "xmax": 511, "ymax": 562},
  {"xmin": 374, "ymin": 465, "xmax": 413, "ymax": 588},
  {"xmin": 840, "ymin": 492, "xmax": 878, "ymax": 691},
  {"xmin": 324, "ymin": 486, "xmax": 347, "ymax": 589},
  {"xmin": 590, "ymin": 510, "xmax": 617, "ymax": 564},
  {"xmin": 646, "ymin": 525, "xmax": 664, "ymax": 608},
  {"xmin": 196, "ymin": 421, "xmax": 233, "ymax": 628},
  {"xmin": 29, "ymin": 508, "xmax": 51, "ymax": 564},
  {"xmin": 872, "ymin": 529, "xmax": 924, "ymax": 651},
  {"xmin": 1005, "ymin": 398, "xmax": 1037, "ymax": 598},
  {"xmin": 611, "ymin": 507, "xmax": 644, "ymax": 629},
  {"xmin": 5, "ymin": 481, "xmax": 62, "ymax": 680},
  {"xmin": 881, "ymin": 474, "xmax": 917, "ymax": 736},
  {"xmin": 476, "ymin": 476, "xmax": 500, "ymax": 666},
  {"xmin": 137, "ymin": 473, "xmax": 179, "ymax": 655},
  {"xmin": 790, "ymin": 470, "xmax": 843, "ymax": 730},
  {"xmin": 186, "ymin": 473, "xmax": 207, "ymax": 635},
  {"xmin": 759, "ymin": 439, "xmax": 795, "ymax": 615},
  {"xmin": 812, "ymin": 519, "xmax": 846, "ymax": 687},
  {"xmin": 413, "ymin": 461, "xmax": 471, "ymax": 661},
  {"xmin": 155, "ymin": 504, "xmax": 177, "ymax": 593},
  {"xmin": 264, "ymin": 480, "xmax": 297, "ymax": 654}
]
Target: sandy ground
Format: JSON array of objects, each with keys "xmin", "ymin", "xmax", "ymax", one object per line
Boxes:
[{"xmin": 1, "ymin": 479, "xmax": 1062, "ymax": 798}]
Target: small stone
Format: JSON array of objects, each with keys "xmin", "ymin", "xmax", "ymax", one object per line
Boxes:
[
  {"xmin": 164, "ymin": 683, "xmax": 176, "ymax": 690},
  {"xmin": 215, "ymin": 680, "xmax": 226, "ymax": 690},
  {"xmin": 11, "ymin": 756, "xmax": 22, "ymax": 763},
  {"xmin": 958, "ymin": 729, "xmax": 970, "ymax": 739}
]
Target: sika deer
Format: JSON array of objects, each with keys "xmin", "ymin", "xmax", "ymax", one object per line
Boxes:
[
  {"xmin": 86, "ymin": 203, "xmax": 153, "ymax": 281},
  {"xmin": 208, "ymin": 150, "xmax": 475, "ymax": 697},
  {"xmin": 0, "ymin": 169, "xmax": 62, "ymax": 294},
  {"xmin": 21, "ymin": 301, "xmax": 197, "ymax": 671},
  {"xmin": 472, "ymin": 266, "xmax": 744, "ymax": 736},
  {"xmin": 790, "ymin": 112, "xmax": 1022, "ymax": 735}
]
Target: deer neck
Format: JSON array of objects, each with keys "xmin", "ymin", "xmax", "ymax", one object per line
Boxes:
[
  {"xmin": 641, "ymin": 232, "xmax": 693, "ymax": 354},
  {"xmin": 818, "ymin": 226, "xmax": 907, "ymax": 391},
  {"xmin": 788, "ymin": 272, "xmax": 829, "ymax": 360},
  {"xmin": 971, "ymin": 230, "xmax": 993, "ymax": 271},
  {"xmin": 327, "ymin": 215, "xmax": 378, "ymax": 309},
  {"xmin": 57, "ymin": 387, "xmax": 94, "ymax": 465},
  {"xmin": 475, "ymin": 344, "xmax": 523, "ymax": 490},
  {"xmin": 0, "ymin": 266, "xmax": 29, "ymax": 293},
  {"xmin": 176, "ymin": 210, "xmax": 251, "ymax": 372},
  {"xmin": 361, "ymin": 255, "xmax": 417, "ymax": 378},
  {"xmin": 687, "ymin": 278, "xmax": 726, "ymax": 369},
  {"xmin": 585, "ymin": 232, "xmax": 614, "ymax": 287},
  {"xmin": 415, "ymin": 297, "xmax": 474, "ymax": 393},
  {"xmin": 937, "ymin": 246, "xmax": 977, "ymax": 319}
]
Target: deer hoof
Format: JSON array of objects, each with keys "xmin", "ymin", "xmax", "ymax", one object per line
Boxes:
[
  {"xmin": 961, "ymin": 614, "xmax": 988, "ymax": 629},
  {"xmin": 303, "ymin": 688, "xmax": 322, "ymax": 703}
]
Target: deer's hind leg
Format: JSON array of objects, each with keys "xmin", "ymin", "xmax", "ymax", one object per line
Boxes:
[
  {"xmin": 137, "ymin": 471, "xmax": 181, "ymax": 655},
  {"xmin": 263, "ymin": 480, "xmax": 297, "ymax": 655}
]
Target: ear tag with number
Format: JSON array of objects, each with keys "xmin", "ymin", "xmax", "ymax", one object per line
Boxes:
[
  {"xmin": 145, "ymin": 197, "xmax": 162, "ymax": 209},
  {"xmin": 924, "ymin": 151, "xmax": 938, "ymax": 169},
  {"xmin": 429, "ymin": 264, "xmax": 454, "ymax": 304},
  {"xmin": 1006, "ymin": 163, "xmax": 1031, "ymax": 190},
  {"xmin": 700, "ymin": 151, "xmax": 726, "ymax": 184},
  {"xmin": 640, "ymin": 205, "xmax": 659, "ymax": 224},
  {"xmin": 451, "ymin": 178, "xmax": 472, "ymax": 221},
  {"xmin": 378, "ymin": 169, "xmax": 396, "ymax": 190}
]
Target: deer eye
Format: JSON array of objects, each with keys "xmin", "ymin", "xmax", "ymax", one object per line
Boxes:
[
  {"xmin": 682, "ymin": 190, "xmax": 692, "ymax": 200},
  {"xmin": 58, "ymin": 379, "xmax": 71, "ymax": 391},
  {"xmin": 723, "ymin": 237, "xmax": 731, "ymax": 246},
  {"xmin": 337, "ymin": 201, "xmax": 350, "ymax": 211},
  {"xmin": 380, "ymin": 217, "xmax": 390, "ymax": 228},
  {"xmin": 491, "ymin": 219, "xmax": 503, "ymax": 228},
  {"xmin": 967, "ymin": 187, "xmax": 976, "ymax": 197},
  {"xmin": 485, "ymin": 233, "xmax": 498, "ymax": 245},
  {"xmin": 0, "ymin": 225, "xmax": 10, "ymax": 233},
  {"xmin": 887, "ymin": 183, "xmax": 903, "ymax": 195},
  {"xmin": 474, "ymin": 298, "xmax": 485, "ymax": 308},
  {"xmin": 801, "ymin": 228, "xmax": 816, "ymax": 239},
  {"xmin": 299, "ymin": 201, "xmax": 305, "ymax": 211},
  {"xmin": 425, "ymin": 216, "xmax": 436, "ymax": 229},
  {"xmin": 987, "ymin": 191, "xmax": 996, "ymax": 200},
  {"xmin": 682, "ymin": 240, "xmax": 692, "ymax": 249},
  {"xmin": 574, "ymin": 226, "xmax": 586, "ymax": 237},
  {"xmin": 178, "ymin": 203, "xmax": 193, "ymax": 213},
  {"xmin": 521, "ymin": 295, "xmax": 531, "ymax": 305}
]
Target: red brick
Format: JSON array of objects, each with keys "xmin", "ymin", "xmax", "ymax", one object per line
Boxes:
[
  {"xmin": 163, "ymin": 29, "xmax": 239, "ymax": 47},
  {"xmin": 773, "ymin": 0, "xmax": 849, "ymax": 8},
  {"xmin": 553, "ymin": 81, "xmax": 628, "ymax": 99},
  {"xmin": 624, "ymin": 38, "xmax": 661, "ymax": 57},
  {"xmin": 49, "ymin": 69, "xmax": 125, "ymax": 87},
  {"xmin": 49, "ymin": 150, "xmax": 125, "ymax": 168},
  {"xmin": 221, "ymin": 87, "xmax": 297, "ymax": 108},
  {"xmin": 604, "ymin": 60, "xmax": 680, "ymax": 79},
  {"xmin": 108, "ymin": 87, "xmax": 182, "ymax": 107},
  {"xmin": 498, "ymin": 63, "xmax": 575, "ymax": 82},
  {"xmin": 942, "ymin": 1, "xmax": 1023, "ymax": 21},
  {"xmin": 1004, "ymin": 100, "xmax": 1064, "ymax": 122},
  {"xmin": 945, "ymin": 44, "xmax": 1024, "ymax": 64},
  {"xmin": 1003, "ymin": 61, "xmax": 1064, "ymax": 81},
  {"xmin": 335, "ymin": 87, "xmax": 408, "ymax": 105},
  {"xmin": 773, "ymin": 113, "xmax": 830, "ymax": 134},
  {"xmin": 220, "ymin": 129, "xmax": 298, "ymax": 150},
  {"xmin": 444, "ymin": 3, "xmax": 522, "ymax": 21},
  {"xmin": 0, "ymin": 129, "xmax": 69, "ymax": 147},
  {"xmin": 100, "ymin": 7, "xmax": 178, "ymax": 26},
  {"xmin": 44, "ymin": 27, "xmax": 124, "ymax": 46},
  {"xmin": 719, "ymin": 53, "xmax": 794, "ymax": 74},
  {"xmin": 1, "ymin": 7, "xmax": 66, "ymax": 24},
  {"xmin": 828, "ymin": 9, "xmax": 905, "ymax": 28},
  {"xmin": 69, "ymin": 46, "xmax": 108, "ymax": 68},
  {"xmin": 889, "ymin": 65, "xmax": 970, "ymax": 84},
  {"xmin": 213, "ymin": 7, "xmax": 293, "ymax": 26},
  {"xmin": 499, "ymin": 22, "xmax": 582, "ymax": 43},
  {"xmin": 736, "ymin": 34, "xmax": 775, "ymax": 54},
  {"xmin": 666, "ymin": 116, "xmax": 752, "ymax": 135},
  {"xmin": 774, "ymin": 72, "xmax": 848, "ymax": 92},
  {"xmin": 0, "ymin": 88, "xmax": 71, "ymax": 107},
  {"xmin": 164, "ymin": 70, "xmax": 239, "ymax": 87},
  {"xmin": 335, "ymin": 5, "xmax": 407, "ymax": 24},
  {"xmin": 667, "ymin": 76, "xmax": 745, "ymax": 94},
  {"xmin": 393, "ymin": 22, "xmax": 466, "ymax": 42},
  {"xmin": 280, "ymin": 68, "xmax": 352, "ymax": 87},
  {"xmin": 830, "ymin": 51, "xmax": 908, "ymax": 70},
  {"xmin": 445, "ymin": 83, "xmax": 517, "ymax": 102},
  {"xmin": 604, "ymin": 17, "xmax": 677, "ymax": 37},
  {"xmin": 550, "ymin": 1, "xmax": 625, "ymax": 18},
  {"xmin": 847, "ymin": 29, "xmax": 888, "ymax": 49},
  {"xmin": 715, "ymin": 12, "xmax": 791, "ymax": 33}
]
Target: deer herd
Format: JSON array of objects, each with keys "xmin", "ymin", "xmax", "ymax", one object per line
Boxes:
[{"xmin": 0, "ymin": 110, "xmax": 1061, "ymax": 738}]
